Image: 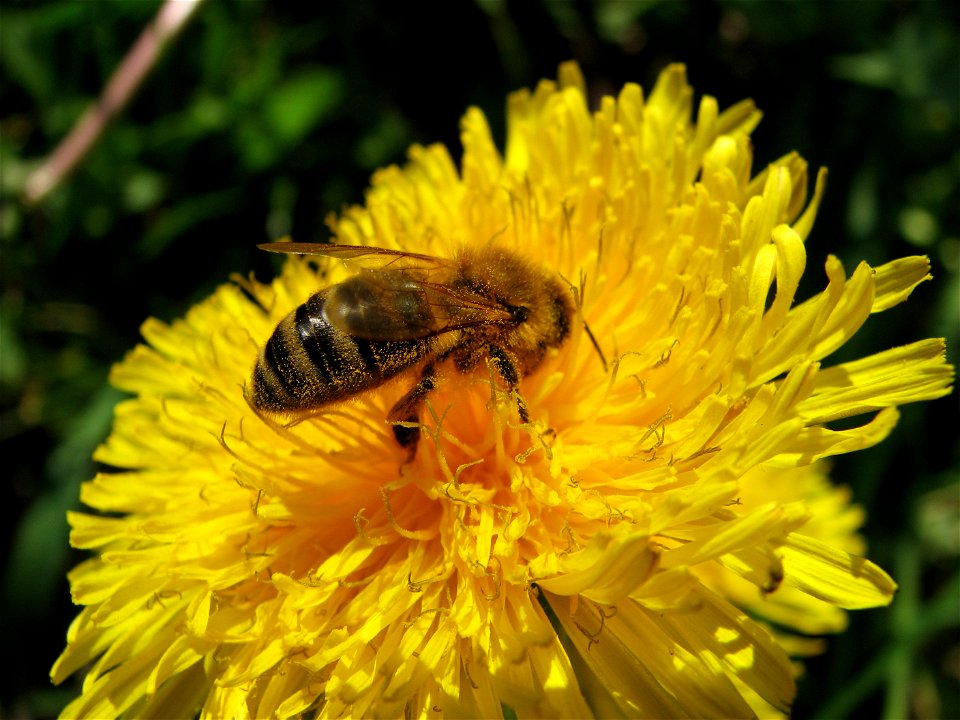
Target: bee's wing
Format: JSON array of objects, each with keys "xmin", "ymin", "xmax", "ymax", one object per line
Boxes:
[
  {"xmin": 325, "ymin": 273, "xmax": 515, "ymax": 342},
  {"xmin": 262, "ymin": 243, "xmax": 517, "ymax": 340},
  {"xmin": 415, "ymin": 281, "xmax": 516, "ymax": 332},
  {"xmin": 258, "ymin": 242, "xmax": 451, "ymax": 270}
]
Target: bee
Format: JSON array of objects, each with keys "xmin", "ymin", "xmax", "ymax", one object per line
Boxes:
[{"xmin": 249, "ymin": 242, "xmax": 575, "ymax": 454}]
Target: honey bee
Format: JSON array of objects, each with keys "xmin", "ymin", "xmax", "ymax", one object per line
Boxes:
[{"xmin": 249, "ymin": 242, "xmax": 575, "ymax": 454}]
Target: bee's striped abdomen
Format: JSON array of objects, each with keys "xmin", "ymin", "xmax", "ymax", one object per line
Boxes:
[{"xmin": 250, "ymin": 291, "xmax": 431, "ymax": 413}]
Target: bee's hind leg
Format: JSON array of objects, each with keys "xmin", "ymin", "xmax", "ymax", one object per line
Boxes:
[{"xmin": 387, "ymin": 363, "xmax": 437, "ymax": 457}]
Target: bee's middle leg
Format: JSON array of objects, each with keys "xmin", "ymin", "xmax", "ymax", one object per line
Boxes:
[{"xmin": 387, "ymin": 363, "xmax": 437, "ymax": 454}]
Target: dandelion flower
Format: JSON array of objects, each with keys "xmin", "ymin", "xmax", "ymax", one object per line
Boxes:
[{"xmin": 53, "ymin": 63, "xmax": 953, "ymax": 718}]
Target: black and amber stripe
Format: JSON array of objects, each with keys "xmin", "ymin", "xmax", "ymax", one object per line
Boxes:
[{"xmin": 250, "ymin": 290, "xmax": 432, "ymax": 414}]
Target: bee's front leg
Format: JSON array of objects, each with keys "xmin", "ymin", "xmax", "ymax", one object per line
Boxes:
[{"xmin": 486, "ymin": 345, "xmax": 529, "ymax": 424}]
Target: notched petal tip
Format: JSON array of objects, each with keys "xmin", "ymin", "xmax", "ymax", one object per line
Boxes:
[
  {"xmin": 782, "ymin": 534, "xmax": 898, "ymax": 609},
  {"xmin": 870, "ymin": 255, "xmax": 932, "ymax": 312}
]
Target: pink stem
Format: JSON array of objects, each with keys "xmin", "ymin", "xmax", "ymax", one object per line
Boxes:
[{"xmin": 23, "ymin": 0, "xmax": 205, "ymax": 205}]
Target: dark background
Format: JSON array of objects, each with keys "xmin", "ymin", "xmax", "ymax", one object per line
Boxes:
[{"xmin": 1, "ymin": 1, "xmax": 957, "ymax": 717}]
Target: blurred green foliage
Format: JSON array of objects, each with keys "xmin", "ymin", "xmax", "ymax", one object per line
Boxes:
[{"xmin": 1, "ymin": 1, "xmax": 957, "ymax": 717}]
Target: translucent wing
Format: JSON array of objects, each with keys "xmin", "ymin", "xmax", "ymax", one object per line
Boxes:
[
  {"xmin": 258, "ymin": 242, "xmax": 452, "ymax": 271},
  {"xmin": 323, "ymin": 272, "xmax": 514, "ymax": 341},
  {"xmin": 261, "ymin": 242, "xmax": 516, "ymax": 341}
]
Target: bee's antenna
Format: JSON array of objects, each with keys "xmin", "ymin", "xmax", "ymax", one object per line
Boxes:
[{"xmin": 582, "ymin": 319, "xmax": 608, "ymax": 373}]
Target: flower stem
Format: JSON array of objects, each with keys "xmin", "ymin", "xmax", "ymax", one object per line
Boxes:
[{"xmin": 23, "ymin": 0, "xmax": 205, "ymax": 205}]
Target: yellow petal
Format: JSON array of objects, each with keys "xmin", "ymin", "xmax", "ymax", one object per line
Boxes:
[
  {"xmin": 550, "ymin": 594, "xmax": 692, "ymax": 718},
  {"xmin": 871, "ymin": 255, "xmax": 931, "ymax": 312},
  {"xmin": 800, "ymin": 338, "xmax": 952, "ymax": 423},
  {"xmin": 535, "ymin": 524, "xmax": 658, "ymax": 604},
  {"xmin": 781, "ymin": 533, "xmax": 897, "ymax": 608}
]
